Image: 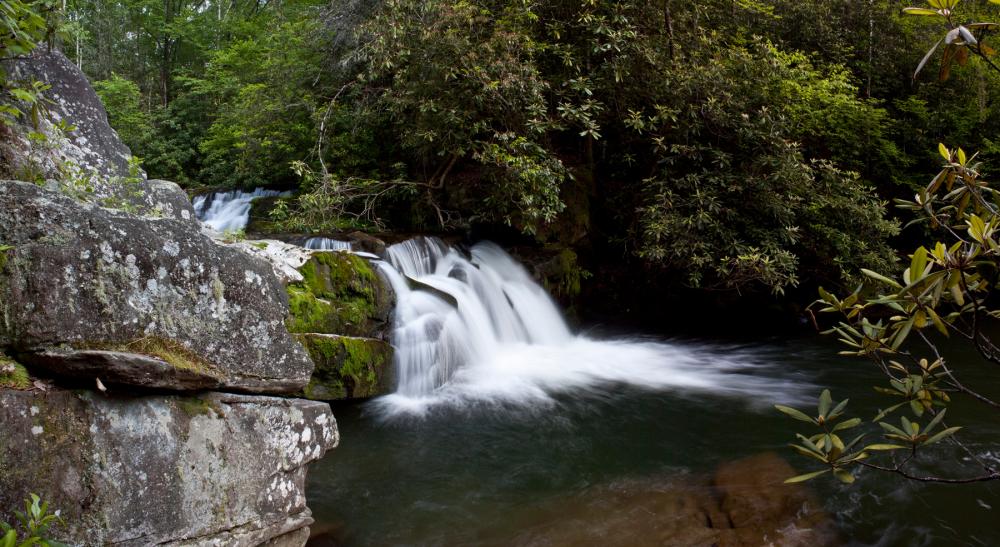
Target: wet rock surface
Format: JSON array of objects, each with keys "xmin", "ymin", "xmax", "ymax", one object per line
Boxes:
[
  {"xmin": 0, "ymin": 388, "xmax": 338, "ymax": 546},
  {"xmin": 0, "ymin": 181, "xmax": 314, "ymax": 393},
  {"xmin": 494, "ymin": 452, "xmax": 839, "ymax": 547},
  {"xmin": 296, "ymin": 334, "xmax": 394, "ymax": 400}
]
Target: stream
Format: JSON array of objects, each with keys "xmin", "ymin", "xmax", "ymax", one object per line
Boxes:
[{"xmin": 196, "ymin": 189, "xmax": 1000, "ymax": 546}]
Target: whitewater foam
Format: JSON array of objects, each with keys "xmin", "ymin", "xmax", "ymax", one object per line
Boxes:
[{"xmin": 372, "ymin": 238, "xmax": 812, "ymax": 417}]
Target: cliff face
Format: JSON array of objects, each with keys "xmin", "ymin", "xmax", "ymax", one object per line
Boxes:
[{"xmin": 0, "ymin": 50, "xmax": 337, "ymax": 545}]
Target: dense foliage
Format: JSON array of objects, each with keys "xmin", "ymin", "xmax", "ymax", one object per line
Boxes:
[{"xmin": 51, "ymin": 0, "xmax": 1000, "ymax": 297}]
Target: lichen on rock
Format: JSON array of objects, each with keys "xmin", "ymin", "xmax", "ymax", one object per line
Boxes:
[
  {"xmin": 0, "ymin": 388, "xmax": 338, "ymax": 546},
  {"xmin": 0, "ymin": 180, "xmax": 314, "ymax": 393}
]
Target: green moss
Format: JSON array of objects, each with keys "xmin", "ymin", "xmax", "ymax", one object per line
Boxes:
[
  {"xmin": 285, "ymin": 252, "xmax": 382, "ymax": 336},
  {"xmin": 79, "ymin": 336, "xmax": 221, "ymax": 377},
  {"xmin": 0, "ymin": 357, "xmax": 31, "ymax": 389},
  {"xmin": 177, "ymin": 395, "xmax": 221, "ymax": 418},
  {"xmin": 296, "ymin": 334, "xmax": 392, "ymax": 400},
  {"xmin": 541, "ymin": 247, "xmax": 590, "ymax": 300}
]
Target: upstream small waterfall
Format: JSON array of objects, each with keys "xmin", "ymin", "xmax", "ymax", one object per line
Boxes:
[
  {"xmin": 305, "ymin": 237, "xmax": 353, "ymax": 251},
  {"xmin": 192, "ymin": 188, "xmax": 290, "ymax": 232},
  {"xmin": 373, "ymin": 237, "xmax": 809, "ymax": 416}
]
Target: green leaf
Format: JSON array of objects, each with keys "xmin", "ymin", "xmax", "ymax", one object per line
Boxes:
[
  {"xmin": 1, "ymin": 530, "xmax": 14, "ymax": 547},
  {"xmin": 910, "ymin": 399, "xmax": 925, "ymax": 417},
  {"xmin": 829, "ymin": 398, "xmax": 850, "ymax": 420},
  {"xmin": 939, "ymin": 142, "xmax": 950, "ymax": 160},
  {"xmin": 892, "ymin": 317, "xmax": 915, "ymax": 350},
  {"xmin": 832, "ymin": 417, "xmax": 862, "ymax": 432},
  {"xmin": 925, "ymin": 408, "xmax": 948, "ymax": 434},
  {"xmin": 872, "ymin": 402, "xmax": 906, "ymax": 422},
  {"xmin": 833, "ymin": 468, "xmax": 855, "ymax": 484},
  {"xmin": 910, "ymin": 246, "xmax": 928, "ymax": 279},
  {"xmin": 790, "ymin": 444, "xmax": 828, "ymax": 463},
  {"xmin": 863, "ymin": 443, "xmax": 906, "ymax": 451},
  {"xmin": 902, "ymin": 7, "xmax": 941, "ymax": 16},
  {"xmin": 775, "ymin": 405, "xmax": 816, "ymax": 424},
  {"xmin": 924, "ymin": 426, "xmax": 961, "ymax": 445},
  {"xmin": 879, "ymin": 421, "xmax": 909, "ymax": 437},
  {"xmin": 818, "ymin": 389, "xmax": 833, "ymax": 418},
  {"xmin": 784, "ymin": 469, "xmax": 830, "ymax": 483},
  {"xmin": 915, "ymin": 39, "xmax": 943, "ymax": 79},
  {"xmin": 861, "ymin": 268, "xmax": 903, "ymax": 289}
]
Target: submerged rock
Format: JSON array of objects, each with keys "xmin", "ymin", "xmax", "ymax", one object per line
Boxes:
[
  {"xmin": 296, "ymin": 334, "xmax": 394, "ymax": 400},
  {"xmin": 0, "ymin": 388, "xmax": 337, "ymax": 546},
  {"xmin": 498, "ymin": 452, "xmax": 838, "ymax": 547},
  {"xmin": 0, "ymin": 181, "xmax": 314, "ymax": 393}
]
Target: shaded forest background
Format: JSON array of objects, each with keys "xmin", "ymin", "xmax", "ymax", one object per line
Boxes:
[{"xmin": 54, "ymin": 0, "xmax": 1000, "ymax": 326}]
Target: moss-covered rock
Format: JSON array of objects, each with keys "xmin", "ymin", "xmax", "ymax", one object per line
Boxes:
[
  {"xmin": 286, "ymin": 251, "xmax": 393, "ymax": 338},
  {"xmin": 0, "ymin": 356, "xmax": 30, "ymax": 389},
  {"xmin": 296, "ymin": 334, "xmax": 393, "ymax": 400}
]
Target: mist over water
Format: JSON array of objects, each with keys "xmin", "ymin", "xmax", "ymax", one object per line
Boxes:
[{"xmin": 372, "ymin": 237, "xmax": 813, "ymax": 417}]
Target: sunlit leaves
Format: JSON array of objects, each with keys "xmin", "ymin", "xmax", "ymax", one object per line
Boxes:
[{"xmin": 904, "ymin": 0, "xmax": 1000, "ymax": 80}]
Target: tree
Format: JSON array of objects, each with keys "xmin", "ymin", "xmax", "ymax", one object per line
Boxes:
[
  {"xmin": 781, "ymin": 144, "xmax": 1000, "ymax": 484},
  {"xmin": 777, "ymin": 0, "xmax": 1000, "ymax": 486}
]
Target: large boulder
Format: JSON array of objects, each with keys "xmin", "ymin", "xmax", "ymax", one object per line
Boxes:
[
  {"xmin": 0, "ymin": 181, "xmax": 314, "ymax": 393},
  {"xmin": 0, "ymin": 50, "xmax": 159, "ymax": 212},
  {"xmin": 0, "ymin": 387, "xmax": 337, "ymax": 546}
]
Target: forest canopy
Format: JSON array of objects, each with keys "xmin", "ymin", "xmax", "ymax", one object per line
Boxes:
[{"xmin": 50, "ymin": 0, "xmax": 1000, "ymax": 296}]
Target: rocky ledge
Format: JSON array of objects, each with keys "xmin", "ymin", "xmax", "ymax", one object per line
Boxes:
[
  {"xmin": 0, "ymin": 389, "xmax": 337, "ymax": 546},
  {"xmin": 1, "ymin": 49, "xmax": 344, "ymax": 547}
]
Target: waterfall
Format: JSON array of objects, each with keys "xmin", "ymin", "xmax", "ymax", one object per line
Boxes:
[
  {"xmin": 192, "ymin": 188, "xmax": 290, "ymax": 232},
  {"xmin": 374, "ymin": 237, "xmax": 810, "ymax": 416},
  {"xmin": 304, "ymin": 237, "xmax": 353, "ymax": 252}
]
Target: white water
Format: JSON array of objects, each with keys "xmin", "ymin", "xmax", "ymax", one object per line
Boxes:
[
  {"xmin": 192, "ymin": 188, "xmax": 290, "ymax": 232},
  {"xmin": 305, "ymin": 237, "xmax": 353, "ymax": 252},
  {"xmin": 374, "ymin": 237, "xmax": 811, "ymax": 416}
]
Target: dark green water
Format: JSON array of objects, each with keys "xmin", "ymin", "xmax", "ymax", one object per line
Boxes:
[{"xmin": 306, "ymin": 333, "xmax": 1000, "ymax": 546}]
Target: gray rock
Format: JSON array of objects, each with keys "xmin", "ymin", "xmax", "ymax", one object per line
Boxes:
[
  {"xmin": 0, "ymin": 180, "xmax": 314, "ymax": 393},
  {"xmin": 0, "ymin": 50, "xmax": 158, "ymax": 212},
  {"xmin": 0, "ymin": 388, "xmax": 337, "ymax": 546},
  {"xmin": 19, "ymin": 349, "xmax": 223, "ymax": 391},
  {"xmin": 147, "ymin": 179, "xmax": 198, "ymax": 224}
]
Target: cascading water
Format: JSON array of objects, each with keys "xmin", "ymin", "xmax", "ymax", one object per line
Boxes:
[
  {"xmin": 373, "ymin": 237, "xmax": 810, "ymax": 416},
  {"xmin": 192, "ymin": 188, "xmax": 290, "ymax": 232},
  {"xmin": 304, "ymin": 237, "xmax": 353, "ymax": 251}
]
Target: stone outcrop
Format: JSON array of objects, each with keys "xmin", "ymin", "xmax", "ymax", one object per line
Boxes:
[
  {"xmin": 0, "ymin": 46, "xmax": 342, "ymax": 547},
  {"xmin": 0, "ymin": 181, "xmax": 314, "ymax": 394},
  {"xmin": 0, "ymin": 50, "xmax": 162, "ymax": 212},
  {"xmin": 285, "ymin": 251, "xmax": 393, "ymax": 340},
  {"xmin": 296, "ymin": 334, "xmax": 394, "ymax": 400},
  {"xmin": 0, "ymin": 389, "xmax": 337, "ymax": 546},
  {"xmin": 282, "ymin": 251, "xmax": 396, "ymax": 400}
]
